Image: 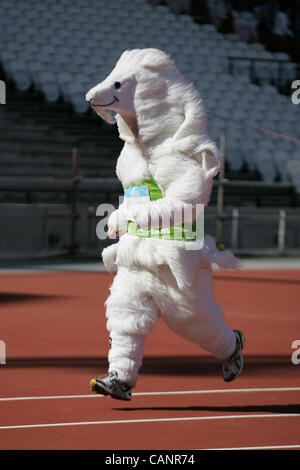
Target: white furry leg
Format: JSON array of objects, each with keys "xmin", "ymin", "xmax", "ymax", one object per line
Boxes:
[
  {"xmin": 162, "ymin": 299, "xmax": 236, "ymax": 360},
  {"xmin": 105, "ymin": 266, "xmax": 159, "ymax": 387},
  {"xmin": 108, "ymin": 332, "xmax": 145, "ymax": 387},
  {"xmin": 153, "ymin": 264, "xmax": 236, "ymax": 361}
]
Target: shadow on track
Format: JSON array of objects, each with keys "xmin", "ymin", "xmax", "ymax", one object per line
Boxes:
[
  {"xmin": 0, "ymin": 292, "xmax": 69, "ymax": 304},
  {"xmin": 5, "ymin": 355, "xmax": 297, "ymax": 378},
  {"xmin": 115, "ymin": 404, "xmax": 300, "ymax": 414}
]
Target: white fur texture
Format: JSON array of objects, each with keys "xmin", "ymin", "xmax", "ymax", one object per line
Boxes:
[
  {"xmin": 86, "ymin": 49, "xmax": 238, "ymax": 386},
  {"xmin": 106, "ymin": 263, "xmax": 235, "ymax": 386}
]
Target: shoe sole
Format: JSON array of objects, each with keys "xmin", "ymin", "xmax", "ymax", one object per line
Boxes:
[
  {"xmin": 236, "ymin": 330, "xmax": 245, "ymax": 350},
  {"xmin": 90, "ymin": 378, "xmax": 132, "ymax": 401},
  {"xmin": 223, "ymin": 330, "xmax": 245, "ymax": 383}
]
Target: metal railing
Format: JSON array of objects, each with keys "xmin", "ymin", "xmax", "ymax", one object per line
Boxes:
[
  {"xmin": 213, "ymin": 207, "xmax": 300, "ymax": 255},
  {"xmin": 0, "ymin": 175, "xmax": 299, "ymax": 257}
]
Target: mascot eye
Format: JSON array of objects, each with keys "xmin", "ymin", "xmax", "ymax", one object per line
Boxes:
[{"xmin": 114, "ymin": 81, "xmax": 121, "ymax": 89}]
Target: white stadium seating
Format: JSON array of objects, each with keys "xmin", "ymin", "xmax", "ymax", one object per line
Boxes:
[{"xmin": 0, "ymin": 0, "xmax": 299, "ymax": 183}]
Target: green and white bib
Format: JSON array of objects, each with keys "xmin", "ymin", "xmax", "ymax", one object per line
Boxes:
[{"xmin": 123, "ymin": 175, "xmax": 203, "ymax": 241}]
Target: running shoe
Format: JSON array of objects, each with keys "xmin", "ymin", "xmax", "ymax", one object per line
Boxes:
[
  {"xmin": 222, "ymin": 330, "xmax": 245, "ymax": 382},
  {"xmin": 90, "ymin": 371, "xmax": 132, "ymax": 401}
]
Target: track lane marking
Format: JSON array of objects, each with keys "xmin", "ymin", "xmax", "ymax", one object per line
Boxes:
[
  {"xmin": 0, "ymin": 413, "xmax": 299, "ymax": 430},
  {"xmin": 204, "ymin": 444, "xmax": 300, "ymax": 450},
  {"xmin": 1, "ymin": 387, "xmax": 300, "ymax": 402}
]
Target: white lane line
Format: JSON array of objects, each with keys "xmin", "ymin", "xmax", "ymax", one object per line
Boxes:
[
  {"xmin": 204, "ymin": 444, "xmax": 300, "ymax": 450},
  {"xmin": 0, "ymin": 413, "xmax": 299, "ymax": 431},
  {"xmin": 0, "ymin": 394, "xmax": 103, "ymax": 402},
  {"xmin": 1, "ymin": 387, "xmax": 300, "ymax": 402}
]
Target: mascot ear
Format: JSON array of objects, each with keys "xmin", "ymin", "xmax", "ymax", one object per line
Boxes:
[{"xmin": 140, "ymin": 49, "xmax": 173, "ymax": 71}]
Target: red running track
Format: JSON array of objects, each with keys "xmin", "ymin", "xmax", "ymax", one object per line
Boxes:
[{"xmin": 0, "ymin": 268, "xmax": 299, "ymax": 450}]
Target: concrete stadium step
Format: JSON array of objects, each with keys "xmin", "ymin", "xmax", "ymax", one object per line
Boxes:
[
  {"xmin": 8, "ymin": 94, "xmax": 71, "ymax": 113},
  {"xmin": 0, "ymin": 165, "xmax": 116, "ymax": 178},
  {"xmin": 0, "ymin": 166, "xmax": 73, "ymax": 177},
  {"xmin": 0, "ymin": 135, "xmax": 77, "ymax": 150},
  {"xmin": 0, "ymin": 114, "xmax": 21, "ymax": 126},
  {"xmin": 0, "ymin": 135, "xmax": 121, "ymax": 157},
  {"xmin": 0, "ymin": 120, "xmax": 50, "ymax": 131},
  {"xmin": 8, "ymin": 89, "xmax": 43, "ymax": 102},
  {"xmin": 0, "ymin": 153, "xmax": 117, "ymax": 168},
  {"xmin": 24, "ymin": 145, "xmax": 118, "ymax": 159},
  {"xmin": 0, "ymin": 142, "xmax": 22, "ymax": 152}
]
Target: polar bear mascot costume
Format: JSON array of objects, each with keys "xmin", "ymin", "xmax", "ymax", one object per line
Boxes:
[{"xmin": 86, "ymin": 49, "xmax": 245, "ymax": 401}]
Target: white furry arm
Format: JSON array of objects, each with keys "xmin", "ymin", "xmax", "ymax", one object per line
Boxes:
[
  {"xmin": 127, "ymin": 196, "xmax": 185, "ymax": 229},
  {"xmin": 102, "ymin": 243, "xmax": 118, "ymax": 273},
  {"xmin": 166, "ymin": 151, "xmax": 220, "ymax": 204},
  {"xmin": 126, "ymin": 151, "xmax": 220, "ymax": 229},
  {"xmin": 107, "ymin": 202, "xmax": 128, "ymax": 233}
]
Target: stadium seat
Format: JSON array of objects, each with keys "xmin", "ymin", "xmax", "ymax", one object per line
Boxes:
[
  {"xmin": 292, "ymin": 150, "xmax": 300, "ymax": 161},
  {"xmin": 9, "ymin": 61, "xmax": 31, "ymax": 91},
  {"xmin": 255, "ymin": 150, "xmax": 277, "ymax": 181},
  {"xmin": 226, "ymin": 147, "xmax": 245, "ymax": 171},
  {"xmin": 38, "ymin": 72, "xmax": 61, "ymax": 102},
  {"xmin": 273, "ymin": 150, "xmax": 290, "ymax": 182},
  {"xmin": 68, "ymin": 82, "xmax": 89, "ymax": 114},
  {"xmin": 287, "ymin": 160, "xmax": 300, "ymax": 193}
]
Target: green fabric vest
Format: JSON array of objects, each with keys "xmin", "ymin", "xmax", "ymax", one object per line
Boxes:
[{"xmin": 123, "ymin": 175, "xmax": 203, "ymax": 241}]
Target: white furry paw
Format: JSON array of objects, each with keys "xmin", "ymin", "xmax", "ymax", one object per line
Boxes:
[
  {"xmin": 127, "ymin": 204, "xmax": 148, "ymax": 228},
  {"xmin": 108, "ymin": 207, "xmax": 128, "ymax": 233},
  {"xmin": 102, "ymin": 244, "xmax": 118, "ymax": 273}
]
